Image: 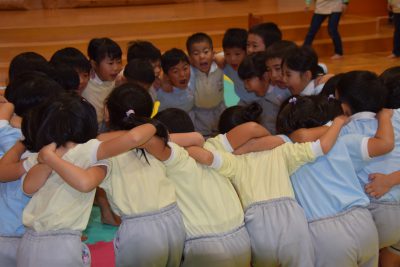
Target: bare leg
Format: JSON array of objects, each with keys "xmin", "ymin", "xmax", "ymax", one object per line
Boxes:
[{"xmin": 95, "ymin": 187, "xmax": 121, "ymax": 226}]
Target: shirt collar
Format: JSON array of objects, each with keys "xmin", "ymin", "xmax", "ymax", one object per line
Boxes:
[
  {"xmin": 350, "ymin": 111, "xmax": 376, "ymax": 121},
  {"xmin": 300, "ymin": 80, "xmax": 315, "ymax": 96},
  {"xmin": 192, "ymin": 61, "xmax": 218, "ymax": 75},
  {"xmin": 92, "ymin": 73, "xmax": 104, "ymax": 85}
]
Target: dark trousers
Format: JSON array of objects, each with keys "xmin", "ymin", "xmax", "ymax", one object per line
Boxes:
[
  {"xmin": 393, "ymin": 13, "xmax": 400, "ymax": 56},
  {"xmin": 303, "ymin": 12, "xmax": 343, "ymax": 55}
]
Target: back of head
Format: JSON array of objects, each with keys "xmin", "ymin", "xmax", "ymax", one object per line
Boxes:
[
  {"xmin": 282, "ymin": 45, "xmax": 322, "ymax": 79},
  {"xmin": 161, "ymin": 48, "xmax": 190, "ymax": 74},
  {"xmin": 380, "ymin": 66, "xmax": 400, "ymax": 109},
  {"xmin": 248, "ymin": 22, "xmax": 282, "ymax": 48},
  {"xmin": 337, "ymin": 70, "xmax": 387, "ymax": 114},
  {"xmin": 223, "ymin": 28, "xmax": 248, "ymax": 50},
  {"xmin": 276, "ymin": 95, "xmax": 343, "ymax": 135},
  {"xmin": 5, "ymin": 71, "xmax": 64, "ymax": 116},
  {"xmin": 154, "ymin": 108, "xmax": 195, "ymax": 133},
  {"xmin": 186, "ymin": 32, "xmax": 213, "ymax": 54},
  {"xmin": 87, "ymin": 37, "xmax": 122, "ymax": 64},
  {"xmin": 22, "ymin": 92, "xmax": 98, "ymax": 152},
  {"xmin": 319, "ymin": 73, "xmax": 344, "ymax": 97},
  {"xmin": 265, "ymin": 40, "xmax": 297, "ymax": 61},
  {"xmin": 218, "ymin": 102, "xmax": 263, "ymax": 134},
  {"xmin": 124, "ymin": 59, "xmax": 155, "ymax": 86},
  {"xmin": 127, "ymin": 40, "xmax": 161, "ymax": 63},
  {"xmin": 238, "ymin": 52, "xmax": 267, "ymax": 80},
  {"xmin": 50, "ymin": 47, "xmax": 91, "ymax": 74},
  {"xmin": 52, "ymin": 63, "xmax": 80, "ymax": 91}
]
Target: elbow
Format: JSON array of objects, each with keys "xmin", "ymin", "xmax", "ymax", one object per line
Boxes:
[
  {"xmin": 247, "ymin": 122, "xmax": 269, "ymax": 137},
  {"xmin": 194, "ymin": 133, "xmax": 205, "ymax": 147}
]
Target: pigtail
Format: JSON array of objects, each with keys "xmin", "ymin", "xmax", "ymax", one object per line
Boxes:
[{"xmin": 242, "ymin": 102, "xmax": 263, "ymax": 122}]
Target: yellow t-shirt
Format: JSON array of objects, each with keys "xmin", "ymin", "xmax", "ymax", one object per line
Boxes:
[
  {"xmin": 22, "ymin": 139, "xmax": 109, "ymax": 232},
  {"xmin": 213, "ymin": 142, "xmax": 318, "ymax": 210},
  {"xmin": 100, "ymin": 149, "xmax": 176, "ymax": 217},
  {"xmin": 204, "ymin": 134, "xmax": 233, "ymax": 153},
  {"xmin": 164, "ymin": 142, "xmax": 243, "ymax": 237}
]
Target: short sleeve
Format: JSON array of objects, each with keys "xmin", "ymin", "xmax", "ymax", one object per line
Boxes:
[
  {"xmin": 341, "ymin": 134, "xmax": 371, "ymax": 172},
  {"xmin": 281, "ymin": 142, "xmax": 316, "ymax": 175},
  {"xmin": 211, "ymin": 151, "xmax": 240, "ymax": 179}
]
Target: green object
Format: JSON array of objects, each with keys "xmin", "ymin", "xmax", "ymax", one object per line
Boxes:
[
  {"xmin": 84, "ymin": 206, "xmax": 118, "ymax": 244},
  {"xmin": 224, "ymin": 76, "xmax": 239, "ymax": 107}
]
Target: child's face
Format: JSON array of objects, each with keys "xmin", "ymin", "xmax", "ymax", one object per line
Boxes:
[
  {"xmin": 266, "ymin": 58, "xmax": 286, "ymax": 89},
  {"xmin": 247, "ymin": 33, "xmax": 266, "ymax": 55},
  {"xmin": 77, "ymin": 70, "xmax": 90, "ymax": 95},
  {"xmin": 150, "ymin": 59, "xmax": 162, "ymax": 78},
  {"xmin": 189, "ymin": 41, "xmax": 214, "ymax": 73},
  {"xmin": 93, "ymin": 56, "xmax": 122, "ymax": 82},
  {"xmin": 282, "ymin": 64, "xmax": 311, "ymax": 95},
  {"xmin": 167, "ymin": 60, "xmax": 191, "ymax": 89},
  {"xmin": 224, "ymin": 47, "xmax": 246, "ymax": 71},
  {"xmin": 244, "ymin": 75, "xmax": 269, "ymax": 97}
]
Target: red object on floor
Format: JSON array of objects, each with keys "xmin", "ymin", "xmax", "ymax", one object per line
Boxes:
[{"xmin": 88, "ymin": 241, "xmax": 115, "ymax": 267}]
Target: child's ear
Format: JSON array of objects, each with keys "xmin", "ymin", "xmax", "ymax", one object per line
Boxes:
[{"xmin": 302, "ymin": 70, "xmax": 312, "ymax": 82}]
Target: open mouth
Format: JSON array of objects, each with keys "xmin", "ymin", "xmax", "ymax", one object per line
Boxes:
[{"xmin": 179, "ymin": 79, "xmax": 187, "ymax": 86}]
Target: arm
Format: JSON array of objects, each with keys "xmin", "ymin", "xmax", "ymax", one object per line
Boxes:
[
  {"xmin": 142, "ymin": 136, "xmax": 171, "ymax": 161},
  {"xmin": 226, "ymin": 122, "xmax": 270, "ymax": 150},
  {"xmin": 186, "ymin": 146, "xmax": 214, "ymax": 166},
  {"xmin": 0, "ymin": 102, "xmax": 14, "ymax": 121},
  {"xmin": 367, "ymin": 108, "xmax": 394, "ymax": 157},
  {"xmin": 170, "ymin": 132, "xmax": 204, "ymax": 147},
  {"xmin": 365, "ymin": 171, "xmax": 400, "ymax": 199},
  {"xmin": 23, "ymin": 163, "xmax": 53, "ymax": 195},
  {"xmin": 318, "ymin": 115, "xmax": 348, "ymax": 154},
  {"xmin": 38, "ymin": 143, "xmax": 107, "ymax": 193},
  {"xmin": 96, "ymin": 123, "xmax": 156, "ymax": 160},
  {"xmin": 233, "ymin": 135, "xmax": 285, "ymax": 155},
  {"xmin": 289, "ymin": 126, "xmax": 329, "ymax": 143},
  {"xmin": 0, "ymin": 141, "xmax": 26, "ymax": 182}
]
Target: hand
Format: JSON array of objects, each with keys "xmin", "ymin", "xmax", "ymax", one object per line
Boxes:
[
  {"xmin": 376, "ymin": 108, "xmax": 393, "ymax": 119},
  {"xmin": 365, "ymin": 173, "xmax": 393, "ymax": 199},
  {"xmin": 38, "ymin": 143, "xmax": 57, "ymax": 164}
]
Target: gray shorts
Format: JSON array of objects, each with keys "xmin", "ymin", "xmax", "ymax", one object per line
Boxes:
[
  {"xmin": 16, "ymin": 229, "xmax": 90, "ymax": 267},
  {"xmin": 181, "ymin": 224, "xmax": 251, "ymax": 267},
  {"xmin": 309, "ymin": 207, "xmax": 379, "ymax": 267},
  {"xmin": 368, "ymin": 201, "xmax": 400, "ymax": 248},
  {"xmin": 193, "ymin": 102, "xmax": 225, "ymax": 138},
  {"xmin": 115, "ymin": 203, "xmax": 185, "ymax": 267},
  {"xmin": 0, "ymin": 236, "xmax": 21, "ymax": 267},
  {"xmin": 245, "ymin": 197, "xmax": 314, "ymax": 267}
]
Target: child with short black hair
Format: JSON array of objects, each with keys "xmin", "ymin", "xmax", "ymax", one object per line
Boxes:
[
  {"xmin": 186, "ymin": 32, "xmax": 225, "ymax": 137},
  {"xmin": 122, "ymin": 59, "xmax": 156, "ymax": 99},
  {"xmin": 247, "ymin": 22, "xmax": 282, "ymax": 55},
  {"xmin": 83, "ymin": 37, "xmax": 122, "ymax": 127},
  {"xmin": 50, "ymin": 47, "xmax": 91, "ymax": 94},
  {"xmin": 7, "ymin": 52, "xmax": 49, "ymax": 84},
  {"xmin": 158, "ymin": 48, "xmax": 194, "ymax": 116}
]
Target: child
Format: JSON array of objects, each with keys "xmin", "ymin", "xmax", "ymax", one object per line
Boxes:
[
  {"xmin": 282, "ymin": 45, "xmax": 330, "ymax": 96},
  {"xmin": 98, "ymin": 83, "xmax": 186, "ymax": 267},
  {"xmin": 238, "ymin": 52, "xmax": 289, "ymax": 134},
  {"xmin": 146, "ymin": 108, "xmax": 252, "ymax": 267},
  {"xmin": 277, "ymin": 95, "xmax": 394, "ymax": 267},
  {"xmin": 157, "ymin": 48, "xmax": 194, "ymax": 115},
  {"xmin": 82, "ymin": 37, "xmax": 122, "ymax": 127},
  {"xmin": 189, "ymin": 112, "xmax": 347, "ymax": 267},
  {"xmin": 388, "ymin": 0, "xmax": 400, "ymax": 58},
  {"xmin": 303, "ymin": 0, "xmax": 348, "ymax": 59},
  {"xmin": 247, "ymin": 22, "xmax": 282, "ymax": 55},
  {"xmin": 14, "ymin": 92, "xmax": 159, "ymax": 267},
  {"xmin": 122, "ymin": 59, "xmax": 156, "ymax": 99},
  {"xmin": 7, "ymin": 52, "xmax": 49, "ymax": 84},
  {"xmin": 222, "ymin": 28, "xmax": 259, "ymax": 104},
  {"xmin": 336, "ymin": 70, "xmax": 400, "ymax": 266},
  {"xmin": 186, "ymin": 32, "xmax": 225, "ymax": 137},
  {"xmin": 50, "ymin": 47, "xmax": 91, "ymax": 94}
]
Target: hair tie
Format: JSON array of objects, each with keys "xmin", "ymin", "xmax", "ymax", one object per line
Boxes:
[
  {"xmin": 328, "ymin": 94, "xmax": 335, "ymax": 101},
  {"xmin": 288, "ymin": 97, "xmax": 297, "ymax": 105},
  {"xmin": 126, "ymin": 109, "xmax": 135, "ymax": 117}
]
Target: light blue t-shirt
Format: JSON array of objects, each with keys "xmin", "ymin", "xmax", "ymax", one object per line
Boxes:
[
  {"xmin": 223, "ymin": 64, "xmax": 259, "ymax": 104},
  {"xmin": 0, "ymin": 121, "xmax": 22, "ymax": 158},
  {"xmin": 288, "ymin": 134, "xmax": 371, "ymax": 221},
  {"xmin": 340, "ymin": 109, "xmax": 400, "ymax": 203},
  {"xmin": 157, "ymin": 86, "xmax": 195, "ymax": 113}
]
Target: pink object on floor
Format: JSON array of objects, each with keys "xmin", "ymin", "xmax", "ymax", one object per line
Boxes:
[{"xmin": 88, "ymin": 241, "xmax": 115, "ymax": 267}]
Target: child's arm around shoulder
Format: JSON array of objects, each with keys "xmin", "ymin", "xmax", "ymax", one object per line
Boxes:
[
  {"xmin": 0, "ymin": 101, "xmax": 14, "ymax": 122},
  {"xmin": 318, "ymin": 115, "xmax": 348, "ymax": 154},
  {"xmin": 226, "ymin": 122, "xmax": 270, "ymax": 150},
  {"xmin": 0, "ymin": 141, "xmax": 27, "ymax": 182},
  {"xmin": 289, "ymin": 126, "xmax": 329, "ymax": 143},
  {"xmin": 170, "ymin": 132, "xmax": 204, "ymax": 148},
  {"xmin": 23, "ymin": 163, "xmax": 53, "ymax": 195},
  {"xmin": 365, "ymin": 171, "xmax": 400, "ymax": 199},
  {"xmin": 367, "ymin": 108, "xmax": 394, "ymax": 157}
]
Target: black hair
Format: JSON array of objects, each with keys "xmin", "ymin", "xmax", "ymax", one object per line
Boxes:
[
  {"xmin": 276, "ymin": 95, "xmax": 343, "ymax": 135},
  {"xmin": 161, "ymin": 48, "xmax": 190, "ymax": 74},
  {"xmin": 248, "ymin": 22, "xmax": 282, "ymax": 48},
  {"xmin": 123, "ymin": 59, "xmax": 155, "ymax": 86},
  {"xmin": 5, "ymin": 71, "xmax": 64, "ymax": 116},
  {"xmin": 336, "ymin": 71, "xmax": 387, "ymax": 114},
  {"xmin": 106, "ymin": 83, "xmax": 169, "ymax": 145},
  {"xmin": 21, "ymin": 92, "xmax": 98, "ymax": 152},
  {"xmin": 186, "ymin": 32, "xmax": 213, "ymax": 54},
  {"xmin": 52, "ymin": 63, "xmax": 80, "ymax": 91},
  {"xmin": 154, "ymin": 108, "xmax": 195, "ymax": 133},
  {"xmin": 380, "ymin": 66, "xmax": 400, "ymax": 109},
  {"xmin": 282, "ymin": 45, "xmax": 323, "ymax": 79},
  {"xmin": 218, "ymin": 102, "xmax": 263, "ymax": 134},
  {"xmin": 238, "ymin": 52, "xmax": 267, "ymax": 80},
  {"xmin": 265, "ymin": 40, "xmax": 297, "ymax": 61},
  {"xmin": 50, "ymin": 47, "xmax": 91, "ymax": 73},
  {"xmin": 127, "ymin": 40, "xmax": 161, "ymax": 63},
  {"xmin": 87, "ymin": 37, "xmax": 122, "ymax": 64},
  {"xmin": 223, "ymin": 28, "xmax": 248, "ymax": 50},
  {"xmin": 320, "ymin": 73, "xmax": 344, "ymax": 97}
]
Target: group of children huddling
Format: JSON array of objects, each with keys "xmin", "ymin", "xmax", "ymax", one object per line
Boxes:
[{"xmin": 1, "ymin": 20, "xmax": 400, "ymax": 267}]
